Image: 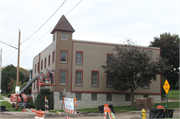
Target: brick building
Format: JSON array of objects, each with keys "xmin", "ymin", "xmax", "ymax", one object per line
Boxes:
[{"xmin": 31, "ymin": 15, "xmax": 161, "ymax": 110}]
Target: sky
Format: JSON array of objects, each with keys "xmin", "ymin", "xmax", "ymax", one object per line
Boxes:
[{"xmin": 0, "ymin": 0, "xmax": 179, "ymax": 70}]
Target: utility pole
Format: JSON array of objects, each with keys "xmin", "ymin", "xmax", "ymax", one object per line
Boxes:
[{"xmin": 16, "ymin": 30, "xmax": 21, "ymax": 111}]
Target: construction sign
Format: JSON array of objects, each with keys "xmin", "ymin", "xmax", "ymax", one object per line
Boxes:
[
  {"xmin": 163, "ymin": 79, "xmax": 170, "ymax": 94},
  {"xmin": 104, "ymin": 104, "xmax": 115, "ymax": 119},
  {"xmin": 63, "ymin": 97, "xmax": 77, "ymax": 119}
]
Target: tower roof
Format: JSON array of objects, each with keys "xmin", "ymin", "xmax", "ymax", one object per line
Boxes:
[{"xmin": 51, "ymin": 15, "xmax": 75, "ymax": 34}]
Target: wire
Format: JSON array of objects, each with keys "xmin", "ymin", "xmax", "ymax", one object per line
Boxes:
[
  {"xmin": 66, "ymin": 0, "xmax": 82, "ymax": 16},
  {"xmin": 0, "ymin": 41, "xmax": 18, "ymax": 49},
  {"xmin": 2, "ymin": 50, "xmax": 16, "ymax": 60},
  {"xmin": 8, "ymin": 55, "xmax": 17, "ymax": 64},
  {"xmin": 21, "ymin": 0, "xmax": 67, "ymax": 44},
  {"xmin": 21, "ymin": 27, "xmax": 54, "ymax": 53},
  {"xmin": 20, "ymin": 0, "xmax": 83, "ymax": 54},
  {"xmin": 8, "ymin": 0, "xmax": 83, "ymax": 63}
]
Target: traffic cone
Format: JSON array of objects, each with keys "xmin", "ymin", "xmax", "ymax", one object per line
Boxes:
[{"xmin": 23, "ymin": 109, "xmax": 26, "ymax": 112}]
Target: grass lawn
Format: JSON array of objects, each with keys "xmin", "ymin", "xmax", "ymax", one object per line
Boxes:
[
  {"xmin": 167, "ymin": 90, "xmax": 180, "ymax": 100},
  {"xmin": 75, "ymin": 101, "xmax": 179, "ymax": 113},
  {"xmin": 154, "ymin": 101, "xmax": 179, "ymax": 109},
  {"xmin": 0, "ymin": 101, "xmax": 24, "ymax": 111},
  {"xmin": 0, "ymin": 96, "xmax": 4, "ymax": 100}
]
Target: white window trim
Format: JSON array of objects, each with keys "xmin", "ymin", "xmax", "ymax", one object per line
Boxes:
[{"xmin": 61, "ymin": 34, "xmax": 68, "ymax": 40}]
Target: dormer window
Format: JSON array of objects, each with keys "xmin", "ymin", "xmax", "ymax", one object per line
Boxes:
[{"xmin": 61, "ymin": 34, "xmax": 68, "ymax": 40}]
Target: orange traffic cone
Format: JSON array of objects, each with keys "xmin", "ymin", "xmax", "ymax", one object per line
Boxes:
[
  {"xmin": 32, "ymin": 110, "xmax": 36, "ymax": 112},
  {"xmin": 23, "ymin": 109, "xmax": 26, "ymax": 112}
]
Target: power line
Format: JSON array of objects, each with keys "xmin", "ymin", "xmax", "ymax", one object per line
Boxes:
[
  {"xmin": 0, "ymin": 41, "xmax": 18, "ymax": 49},
  {"xmin": 20, "ymin": 0, "xmax": 83, "ymax": 54},
  {"xmin": 66, "ymin": 0, "xmax": 82, "ymax": 16},
  {"xmin": 21, "ymin": 27, "xmax": 53, "ymax": 53},
  {"xmin": 8, "ymin": 0, "xmax": 83, "ymax": 63},
  {"xmin": 21, "ymin": 0, "xmax": 67, "ymax": 44},
  {"xmin": 2, "ymin": 50, "xmax": 16, "ymax": 60}
]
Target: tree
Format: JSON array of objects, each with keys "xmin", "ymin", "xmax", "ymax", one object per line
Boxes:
[
  {"xmin": 1, "ymin": 64, "xmax": 25, "ymax": 93},
  {"xmin": 102, "ymin": 40, "xmax": 168, "ymax": 106},
  {"xmin": 19, "ymin": 67, "xmax": 30, "ymax": 82},
  {"xmin": 35, "ymin": 88, "xmax": 54, "ymax": 110},
  {"xmin": 149, "ymin": 32, "xmax": 179, "ymax": 89}
]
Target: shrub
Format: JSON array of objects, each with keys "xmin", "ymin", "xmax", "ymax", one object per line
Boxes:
[
  {"xmin": 35, "ymin": 88, "xmax": 54, "ymax": 110},
  {"xmin": 27, "ymin": 96, "xmax": 35, "ymax": 108}
]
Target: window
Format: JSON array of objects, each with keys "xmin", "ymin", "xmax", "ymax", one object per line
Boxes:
[
  {"xmin": 125, "ymin": 94, "xmax": 130, "ymax": 101},
  {"xmin": 76, "ymin": 93, "xmax": 81, "ymax": 100},
  {"xmin": 107, "ymin": 94, "xmax": 112, "ymax": 101},
  {"xmin": 107, "ymin": 54, "xmax": 113, "ymax": 65},
  {"xmin": 37, "ymin": 63, "xmax": 39, "ymax": 73},
  {"xmin": 59, "ymin": 69, "xmax": 67, "ymax": 84},
  {"xmin": 44, "ymin": 58, "xmax": 46, "ymax": 68},
  {"xmin": 48, "ymin": 55, "xmax": 50, "ymax": 66},
  {"xmin": 92, "ymin": 93, "xmax": 97, "ymax": 101},
  {"xmin": 143, "ymin": 95, "xmax": 149, "ymax": 98},
  {"xmin": 76, "ymin": 51, "xmax": 83, "ymax": 64},
  {"xmin": 75, "ymin": 70, "xmax": 83, "ymax": 85},
  {"xmin": 91, "ymin": 71, "xmax": 99, "ymax": 86},
  {"xmin": 61, "ymin": 34, "xmax": 68, "ymax": 40},
  {"xmin": 107, "ymin": 76, "xmax": 111, "ymax": 86},
  {"xmin": 59, "ymin": 92, "xmax": 64, "ymax": 100},
  {"xmin": 52, "ymin": 51, "xmax": 55, "ymax": 63},
  {"xmin": 41, "ymin": 60, "xmax": 43, "ymax": 70},
  {"xmin": 144, "ymin": 82, "xmax": 150, "ymax": 88},
  {"xmin": 35, "ymin": 64, "xmax": 36, "ymax": 73},
  {"xmin": 60, "ymin": 50, "xmax": 68, "ymax": 62}
]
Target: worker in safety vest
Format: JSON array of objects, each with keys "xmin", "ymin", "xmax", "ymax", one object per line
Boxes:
[{"xmin": 48, "ymin": 71, "xmax": 53, "ymax": 84}]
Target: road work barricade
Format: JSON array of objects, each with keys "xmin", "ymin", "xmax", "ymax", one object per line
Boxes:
[
  {"xmin": 62, "ymin": 97, "xmax": 77, "ymax": 119},
  {"xmin": 104, "ymin": 104, "xmax": 115, "ymax": 119}
]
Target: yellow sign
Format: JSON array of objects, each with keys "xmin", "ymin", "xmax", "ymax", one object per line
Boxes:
[{"xmin": 163, "ymin": 79, "xmax": 170, "ymax": 94}]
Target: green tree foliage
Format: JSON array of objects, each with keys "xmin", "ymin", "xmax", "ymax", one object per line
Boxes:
[
  {"xmin": 1, "ymin": 64, "xmax": 25, "ymax": 93},
  {"xmin": 150, "ymin": 32, "xmax": 179, "ymax": 89},
  {"xmin": 19, "ymin": 67, "xmax": 30, "ymax": 82},
  {"xmin": 102, "ymin": 40, "xmax": 168, "ymax": 106},
  {"xmin": 35, "ymin": 88, "xmax": 54, "ymax": 110}
]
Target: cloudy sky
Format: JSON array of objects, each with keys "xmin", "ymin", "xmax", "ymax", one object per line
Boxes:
[{"xmin": 0, "ymin": 0, "xmax": 179, "ymax": 70}]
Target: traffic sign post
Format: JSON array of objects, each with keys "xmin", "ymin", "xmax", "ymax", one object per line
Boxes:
[{"xmin": 163, "ymin": 79, "xmax": 170, "ymax": 118}]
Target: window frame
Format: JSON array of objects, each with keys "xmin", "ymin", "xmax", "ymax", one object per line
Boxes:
[
  {"xmin": 35, "ymin": 64, "xmax": 36, "ymax": 73},
  {"xmin": 91, "ymin": 70, "xmax": 99, "ymax": 86},
  {"xmin": 59, "ymin": 92, "xmax": 64, "ymax": 100},
  {"xmin": 60, "ymin": 50, "xmax": 68, "ymax": 63},
  {"xmin": 106, "ymin": 94, "xmax": 112, "ymax": 101},
  {"xmin": 106, "ymin": 76, "xmax": 112, "ymax": 86},
  {"xmin": 143, "ymin": 82, "xmax": 150, "ymax": 89},
  {"xmin": 125, "ymin": 94, "xmax": 131, "ymax": 101},
  {"xmin": 48, "ymin": 55, "xmax": 50, "ymax": 66},
  {"xmin": 76, "ymin": 93, "xmax": 81, "ymax": 101},
  {"xmin": 107, "ymin": 53, "xmax": 113, "ymax": 65},
  {"xmin": 59, "ymin": 69, "xmax": 68, "ymax": 85},
  {"xmin": 41, "ymin": 60, "xmax": 43, "ymax": 70},
  {"xmin": 61, "ymin": 34, "xmax": 68, "ymax": 40},
  {"xmin": 92, "ymin": 93, "xmax": 97, "ymax": 101},
  {"xmin": 44, "ymin": 58, "xmax": 46, "ymax": 68},
  {"xmin": 143, "ymin": 94, "xmax": 149, "ymax": 98},
  {"xmin": 76, "ymin": 51, "xmax": 83, "ymax": 64},
  {"xmin": 52, "ymin": 51, "xmax": 55, "ymax": 63},
  {"xmin": 75, "ymin": 70, "xmax": 83, "ymax": 85}
]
